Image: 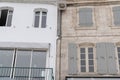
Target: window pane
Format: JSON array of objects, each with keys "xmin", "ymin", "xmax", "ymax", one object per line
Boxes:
[
  {"xmin": 80, "ymin": 48, "xmax": 85, "ymax": 54},
  {"xmin": 88, "ymin": 48, "xmax": 93, "ymax": 53},
  {"xmin": 89, "ymin": 66, "xmax": 94, "ymax": 72},
  {"xmin": 34, "ymin": 12, "xmax": 40, "ymax": 28},
  {"xmin": 31, "ymin": 50, "xmax": 46, "ymax": 78},
  {"xmin": 81, "ymin": 60, "xmax": 86, "ymax": 65},
  {"xmin": 81, "ymin": 67, "xmax": 86, "ymax": 72},
  {"xmin": 15, "ymin": 50, "xmax": 31, "ymax": 77},
  {"xmin": 41, "ymin": 12, "xmax": 47, "ymax": 28},
  {"xmin": 0, "ymin": 9, "xmax": 8, "ymax": 26},
  {"xmin": 80, "ymin": 54, "xmax": 85, "ymax": 59},
  {"xmin": 89, "ymin": 60, "xmax": 94, "ymax": 65},
  {"xmin": 118, "ymin": 54, "xmax": 120, "ymax": 59},
  {"xmin": 32, "ymin": 50, "xmax": 46, "ymax": 68},
  {"xmin": 0, "ymin": 49, "xmax": 14, "ymax": 67},
  {"xmin": 6, "ymin": 15, "xmax": 12, "ymax": 26},
  {"xmin": 88, "ymin": 54, "xmax": 93, "ymax": 59},
  {"xmin": 117, "ymin": 47, "xmax": 120, "ymax": 52},
  {"xmin": 0, "ymin": 49, "xmax": 14, "ymax": 77}
]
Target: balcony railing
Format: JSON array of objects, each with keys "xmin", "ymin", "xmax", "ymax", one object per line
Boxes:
[{"xmin": 0, "ymin": 67, "xmax": 54, "ymax": 80}]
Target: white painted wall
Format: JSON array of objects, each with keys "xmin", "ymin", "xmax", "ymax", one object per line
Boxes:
[{"xmin": 0, "ymin": 2, "xmax": 57, "ymax": 77}]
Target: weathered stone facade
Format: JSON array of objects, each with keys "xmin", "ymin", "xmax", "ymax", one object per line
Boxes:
[{"xmin": 56, "ymin": 0, "xmax": 120, "ymax": 80}]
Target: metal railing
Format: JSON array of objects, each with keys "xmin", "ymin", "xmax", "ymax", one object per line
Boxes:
[{"xmin": 0, "ymin": 67, "xmax": 54, "ymax": 80}]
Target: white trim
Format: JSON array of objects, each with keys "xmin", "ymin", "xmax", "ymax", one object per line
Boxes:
[{"xmin": 0, "ymin": 42, "xmax": 50, "ymax": 50}]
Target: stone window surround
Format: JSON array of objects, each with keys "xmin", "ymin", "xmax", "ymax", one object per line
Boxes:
[{"xmin": 77, "ymin": 43, "xmax": 97, "ymax": 74}]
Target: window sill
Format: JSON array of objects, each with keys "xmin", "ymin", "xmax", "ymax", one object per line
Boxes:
[
  {"xmin": 111, "ymin": 25, "xmax": 120, "ymax": 29},
  {"xmin": 75, "ymin": 26, "xmax": 97, "ymax": 30}
]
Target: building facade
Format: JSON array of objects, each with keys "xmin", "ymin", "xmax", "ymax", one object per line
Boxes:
[
  {"xmin": 56, "ymin": 0, "xmax": 120, "ymax": 80},
  {"xmin": 0, "ymin": 0, "xmax": 57, "ymax": 80}
]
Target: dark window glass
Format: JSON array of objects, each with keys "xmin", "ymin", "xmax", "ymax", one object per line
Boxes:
[
  {"xmin": 80, "ymin": 48, "xmax": 85, "ymax": 54},
  {"xmin": 0, "ymin": 9, "xmax": 8, "ymax": 26},
  {"xmin": 34, "ymin": 11, "xmax": 40, "ymax": 28},
  {"xmin": 88, "ymin": 54, "xmax": 93, "ymax": 59},
  {"xmin": 88, "ymin": 48, "xmax": 93, "ymax": 53},
  {"xmin": 118, "ymin": 47, "xmax": 120, "ymax": 52},
  {"xmin": 89, "ymin": 66, "xmax": 94, "ymax": 72},
  {"xmin": 81, "ymin": 67, "xmax": 86, "ymax": 72},
  {"xmin": 81, "ymin": 60, "xmax": 86, "ymax": 65},
  {"xmin": 89, "ymin": 60, "xmax": 94, "ymax": 65},
  {"xmin": 80, "ymin": 54, "xmax": 85, "ymax": 59},
  {"xmin": 41, "ymin": 12, "xmax": 47, "ymax": 28}
]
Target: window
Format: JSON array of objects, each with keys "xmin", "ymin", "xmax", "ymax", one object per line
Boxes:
[
  {"xmin": 0, "ymin": 8, "xmax": 13, "ymax": 27},
  {"xmin": 112, "ymin": 6, "xmax": 120, "ymax": 26},
  {"xmin": 80, "ymin": 47, "xmax": 95, "ymax": 72},
  {"xmin": 0, "ymin": 49, "xmax": 47, "ymax": 79},
  {"xmin": 34, "ymin": 9, "xmax": 47, "ymax": 28},
  {"xmin": 79, "ymin": 8, "xmax": 93, "ymax": 27}
]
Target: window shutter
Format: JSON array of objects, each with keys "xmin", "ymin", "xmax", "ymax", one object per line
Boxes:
[
  {"xmin": 106, "ymin": 43, "xmax": 118, "ymax": 74},
  {"xmin": 79, "ymin": 8, "xmax": 93, "ymax": 26},
  {"xmin": 113, "ymin": 6, "xmax": 120, "ymax": 26},
  {"xmin": 96, "ymin": 43, "xmax": 107, "ymax": 74},
  {"xmin": 68, "ymin": 43, "xmax": 77, "ymax": 74}
]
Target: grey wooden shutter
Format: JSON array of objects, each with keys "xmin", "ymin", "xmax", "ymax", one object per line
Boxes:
[
  {"xmin": 96, "ymin": 43, "xmax": 107, "ymax": 74},
  {"xmin": 106, "ymin": 43, "xmax": 117, "ymax": 74},
  {"xmin": 113, "ymin": 6, "xmax": 120, "ymax": 26},
  {"xmin": 68, "ymin": 43, "xmax": 77, "ymax": 74},
  {"xmin": 79, "ymin": 8, "xmax": 93, "ymax": 26}
]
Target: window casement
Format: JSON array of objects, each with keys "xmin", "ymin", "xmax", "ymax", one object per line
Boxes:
[
  {"xmin": 34, "ymin": 8, "xmax": 47, "ymax": 28},
  {"xmin": 0, "ymin": 48, "xmax": 47, "ymax": 79},
  {"xmin": 0, "ymin": 7, "xmax": 13, "ymax": 27},
  {"xmin": 79, "ymin": 47, "xmax": 95, "ymax": 73}
]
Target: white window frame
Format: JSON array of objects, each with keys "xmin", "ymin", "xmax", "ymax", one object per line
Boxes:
[
  {"xmin": 78, "ymin": 43, "xmax": 96, "ymax": 74},
  {"xmin": 0, "ymin": 7, "xmax": 13, "ymax": 27},
  {"xmin": 33, "ymin": 8, "xmax": 47, "ymax": 28}
]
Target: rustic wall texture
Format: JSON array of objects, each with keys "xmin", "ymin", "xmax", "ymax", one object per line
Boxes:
[{"xmin": 56, "ymin": 0, "xmax": 120, "ymax": 80}]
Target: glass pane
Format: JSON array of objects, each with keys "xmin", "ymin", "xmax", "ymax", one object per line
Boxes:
[
  {"xmin": 35, "ymin": 11, "xmax": 40, "ymax": 15},
  {"xmin": 0, "ymin": 49, "xmax": 14, "ymax": 67},
  {"xmin": 89, "ymin": 60, "xmax": 94, "ymax": 65},
  {"xmin": 88, "ymin": 54, "xmax": 93, "ymax": 59},
  {"xmin": 15, "ymin": 50, "xmax": 31, "ymax": 77},
  {"xmin": 0, "ymin": 49, "xmax": 14, "ymax": 77},
  {"xmin": 0, "ymin": 9, "xmax": 8, "ymax": 26},
  {"xmin": 80, "ymin": 54, "xmax": 85, "ymax": 59},
  {"xmin": 88, "ymin": 48, "xmax": 93, "ymax": 53},
  {"xmin": 81, "ymin": 67, "xmax": 86, "ymax": 72},
  {"xmin": 119, "ymin": 60, "xmax": 120, "ymax": 64},
  {"xmin": 81, "ymin": 60, "xmax": 86, "ymax": 65},
  {"xmin": 41, "ymin": 13, "xmax": 47, "ymax": 28},
  {"xmin": 118, "ymin": 54, "xmax": 120, "ymax": 58},
  {"xmin": 34, "ymin": 16, "xmax": 40, "ymax": 27},
  {"xmin": 89, "ymin": 66, "xmax": 94, "ymax": 72},
  {"xmin": 80, "ymin": 48, "xmax": 85, "ymax": 54},
  {"xmin": 32, "ymin": 50, "xmax": 46, "ymax": 68},
  {"xmin": 118, "ymin": 47, "xmax": 120, "ymax": 52},
  {"xmin": 6, "ymin": 15, "xmax": 12, "ymax": 26},
  {"xmin": 31, "ymin": 50, "xmax": 46, "ymax": 78}
]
